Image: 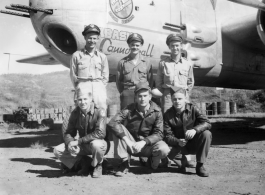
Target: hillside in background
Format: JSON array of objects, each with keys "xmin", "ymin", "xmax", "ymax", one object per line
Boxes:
[{"xmin": 0, "ymin": 70, "xmax": 264, "ymax": 113}]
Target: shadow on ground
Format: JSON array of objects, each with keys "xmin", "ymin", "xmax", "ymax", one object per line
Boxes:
[
  {"xmin": 1, "ymin": 118, "xmax": 265, "ymax": 148},
  {"xmin": 210, "ymin": 117, "xmax": 265, "ymax": 146},
  {"xmin": 0, "ymin": 129, "xmax": 61, "ymax": 148},
  {"xmin": 11, "ymin": 158, "xmax": 60, "ymax": 169}
]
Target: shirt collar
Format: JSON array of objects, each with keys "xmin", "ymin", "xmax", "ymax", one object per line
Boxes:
[
  {"xmin": 170, "ymin": 56, "xmax": 182, "ymax": 63},
  {"xmin": 133, "ymin": 101, "xmax": 160, "ymax": 113},
  {"xmin": 82, "ymin": 48, "xmax": 99, "ymax": 56},
  {"xmin": 79, "ymin": 102, "xmax": 95, "ymax": 115},
  {"xmin": 125, "ymin": 53, "xmax": 145, "ymax": 62},
  {"xmin": 172, "ymin": 103, "xmax": 190, "ymax": 116}
]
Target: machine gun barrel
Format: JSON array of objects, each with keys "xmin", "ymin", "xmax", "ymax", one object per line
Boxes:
[
  {"xmin": 11, "ymin": 4, "xmax": 53, "ymax": 14},
  {"xmin": 5, "ymin": 6, "xmax": 29, "ymax": 13},
  {"xmin": 0, "ymin": 10, "xmax": 30, "ymax": 18},
  {"xmin": 164, "ymin": 23, "xmax": 186, "ymax": 30}
]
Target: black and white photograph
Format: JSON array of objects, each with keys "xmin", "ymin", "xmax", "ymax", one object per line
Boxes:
[{"xmin": 0, "ymin": 0, "xmax": 265, "ymax": 194}]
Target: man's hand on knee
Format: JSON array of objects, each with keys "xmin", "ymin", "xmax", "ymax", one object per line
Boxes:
[
  {"xmin": 178, "ymin": 139, "xmax": 187, "ymax": 147},
  {"xmin": 133, "ymin": 140, "xmax": 146, "ymax": 153},
  {"xmin": 185, "ymin": 129, "xmax": 196, "ymax": 140},
  {"xmin": 68, "ymin": 140, "xmax": 79, "ymax": 154}
]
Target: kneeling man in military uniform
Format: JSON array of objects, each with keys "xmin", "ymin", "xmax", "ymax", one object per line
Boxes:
[
  {"xmin": 163, "ymin": 87, "xmax": 212, "ymax": 177},
  {"xmin": 108, "ymin": 82, "xmax": 170, "ymax": 177},
  {"xmin": 54, "ymin": 86, "xmax": 107, "ymax": 178}
]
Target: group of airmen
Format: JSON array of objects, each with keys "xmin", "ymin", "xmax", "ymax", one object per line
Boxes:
[{"xmin": 53, "ymin": 24, "xmax": 212, "ymax": 178}]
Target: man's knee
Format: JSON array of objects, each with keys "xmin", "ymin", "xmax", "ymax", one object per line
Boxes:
[
  {"xmin": 201, "ymin": 130, "xmax": 212, "ymax": 140},
  {"xmin": 90, "ymin": 140, "xmax": 107, "ymax": 152},
  {"xmin": 54, "ymin": 147, "xmax": 60, "ymax": 158},
  {"xmin": 155, "ymin": 141, "xmax": 170, "ymax": 156},
  {"xmin": 53, "ymin": 143, "xmax": 65, "ymax": 158}
]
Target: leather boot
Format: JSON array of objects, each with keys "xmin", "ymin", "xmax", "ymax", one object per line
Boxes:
[
  {"xmin": 77, "ymin": 156, "xmax": 91, "ymax": 176},
  {"xmin": 114, "ymin": 160, "xmax": 130, "ymax": 177},
  {"xmin": 178, "ymin": 155, "xmax": 187, "ymax": 173},
  {"xmin": 196, "ymin": 163, "xmax": 209, "ymax": 177},
  {"xmin": 92, "ymin": 163, "xmax": 103, "ymax": 178}
]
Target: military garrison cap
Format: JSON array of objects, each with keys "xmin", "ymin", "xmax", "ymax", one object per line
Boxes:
[
  {"xmin": 170, "ymin": 86, "xmax": 187, "ymax": 96},
  {"xmin": 75, "ymin": 83, "xmax": 92, "ymax": 98},
  {"xmin": 166, "ymin": 33, "xmax": 183, "ymax": 45},
  {"xmin": 134, "ymin": 82, "xmax": 150, "ymax": 94},
  {"xmin": 82, "ymin": 24, "xmax": 101, "ymax": 36},
  {"xmin": 127, "ymin": 33, "xmax": 144, "ymax": 45}
]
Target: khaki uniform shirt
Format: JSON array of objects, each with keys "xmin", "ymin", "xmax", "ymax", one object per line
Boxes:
[
  {"xmin": 70, "ymin": 48, "xmax": 109, "ymax": 87},
  {"xmin": 156, "ymin": 56, "xmax": 194, "ymax": 92},
  {"xmin": 116, "ymin": 54, "xmax": 153, "ymax": 93}
]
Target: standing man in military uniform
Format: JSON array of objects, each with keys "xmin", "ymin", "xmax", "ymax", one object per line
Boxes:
[
  {"xmin": 70, "ymin": 24, "xmax": 109, "ymax": 110},
  {"xmin": 155, "ymin": 33, "xmax": 194, "ymax": 113},
  {"xmin": 155, "ymin": 33, "xmax": 194, "ymax": 167},
  {"xmin": 116, "ymin": 33, "xmax": 153, "ymax": 110}
]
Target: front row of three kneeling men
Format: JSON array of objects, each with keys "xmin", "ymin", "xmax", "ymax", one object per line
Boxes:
[{"xmin": 54, "ymin": 82, "xmax": 212, "ymax": 178}]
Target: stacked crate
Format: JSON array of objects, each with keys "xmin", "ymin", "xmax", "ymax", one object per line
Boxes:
[{"xmin": 26, "ymin": 107, "xmax": 69, "ymax": 124}]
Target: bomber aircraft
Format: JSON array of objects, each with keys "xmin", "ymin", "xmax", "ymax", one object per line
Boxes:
[{"xmin": 1, "ymin": 0, "xmax": 265, "ymax": 89}]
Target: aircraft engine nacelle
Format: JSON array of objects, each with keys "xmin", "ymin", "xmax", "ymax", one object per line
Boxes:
[
  {"xmin": 222, "ymin": 11, "xmax": 265, "ymax": 51},
  {"xmin": 257, "ymin": 10, "xmax": 265, "ymax": 47},
  {"xmin": 184, "ymin": 24, "xmax": 217, "ymax": 46}
]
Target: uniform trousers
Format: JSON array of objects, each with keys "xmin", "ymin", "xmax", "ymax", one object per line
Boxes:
[
  {"xmin": 111, "ymin": 125, "xmax": 170, "ymax": 169},
  {"xmin": 167, "ymin": 130, "xmax": 212, "ymax": 163},
  {"xmin": 76, "ymin": 81, "xmax": 107, "ymax": 110},
  {"xmin": 120, "ymin": 89, "xmax": 135, "ymax": 110},
  {"xmin": 54, "ymin": 140, "xmax": 107, "ymax": 168}
]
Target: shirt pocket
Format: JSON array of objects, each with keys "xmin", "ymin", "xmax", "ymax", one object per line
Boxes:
[
  {"xmin": 77, "ymin": 63, "xmax": 89, "ymax": 78},
  {"xmin": 123, "ymin": 64, "xmax": 134, "ymax": 75},
  {"xmin": 95, "ymin": 63, "xmax": 103, "ymax": 78},
  {"xmin": 178, "ymin": 69, "xmax": 189, "ymax": 85},
  {"xmin": 138, "ymin": 65, "xmax": 147, "ymax": 81}
]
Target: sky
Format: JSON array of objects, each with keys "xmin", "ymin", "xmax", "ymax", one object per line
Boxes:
[{"xmin": 0, "ymin": 0, "xmax": 68, "ymax": 75}]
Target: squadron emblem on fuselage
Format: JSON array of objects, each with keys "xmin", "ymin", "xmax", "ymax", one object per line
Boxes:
[{"xmin": 109, "ymin": 0, "xmax": 134, "ymax": 24}]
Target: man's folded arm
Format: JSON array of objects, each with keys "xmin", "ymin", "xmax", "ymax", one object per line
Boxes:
[
  {"xmin": 193, "ymin": 107, "xmax": 212, "ymax": 133},
  {"xmin": 78, "ymin": 109, "xmax": 107, "ymax": 145}
]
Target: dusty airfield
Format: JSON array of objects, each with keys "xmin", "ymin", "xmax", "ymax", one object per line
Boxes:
[{"xmin": 0, "ymin": 117, "xmax": 265, "ymax": 195}]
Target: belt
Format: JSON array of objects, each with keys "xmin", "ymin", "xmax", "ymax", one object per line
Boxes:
[{"xmin": 123, "ymin": 86, "xmax": 136, "ymax": 90}]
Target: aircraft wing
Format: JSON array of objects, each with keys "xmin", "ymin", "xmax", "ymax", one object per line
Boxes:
[{"xmin": 17, "ymin": 53, "xmax": 60, "ymax": 65}]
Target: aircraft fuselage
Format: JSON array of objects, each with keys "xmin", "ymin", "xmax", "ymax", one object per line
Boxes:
[{"xmin": 26, "ymin": 0, "xmax": 265, "ymax": 89}]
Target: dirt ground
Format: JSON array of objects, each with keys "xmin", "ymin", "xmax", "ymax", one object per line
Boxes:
[{"xmin": 0, "ymin": 117, "xmax": 265, "ymax": 195}]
